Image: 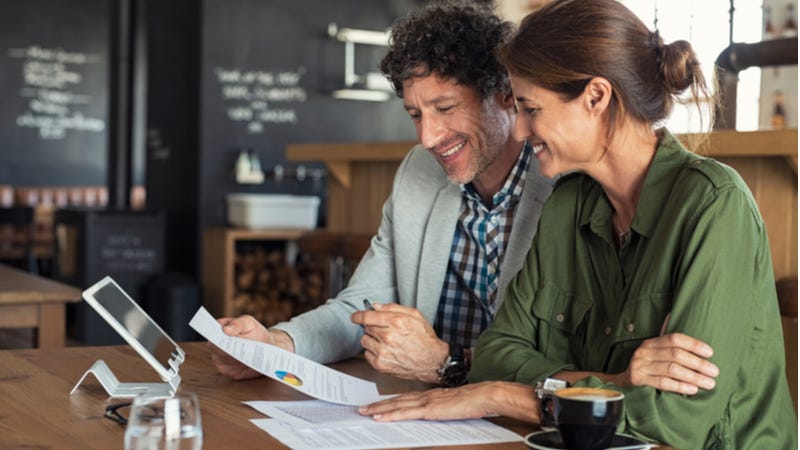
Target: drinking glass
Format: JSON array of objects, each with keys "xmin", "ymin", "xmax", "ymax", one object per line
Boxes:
[{"xmin": 124, "ymin": 392, "xmax": 203, "ymax": 450}]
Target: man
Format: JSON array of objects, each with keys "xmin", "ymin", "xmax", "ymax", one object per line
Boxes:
[{"xmin": 211, "ymin": 0, "xmax": 552, "ymax": 386}]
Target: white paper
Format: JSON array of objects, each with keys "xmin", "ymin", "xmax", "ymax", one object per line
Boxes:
[
  {"xmin": 244, "ymin": 400, "xmax": 372, "ymax": 427},
  {"xmin": 250, "ymin": 417, "xmax": 523, "ymax": 450},
  {"xmin": 189, "ymin": 307, "xmax": 381, "ymax": 405}
]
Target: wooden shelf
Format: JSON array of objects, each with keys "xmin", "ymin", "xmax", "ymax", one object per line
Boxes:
[{"xmin": 201, "ymin": 228, "xmax": 310, "ymax": 318}]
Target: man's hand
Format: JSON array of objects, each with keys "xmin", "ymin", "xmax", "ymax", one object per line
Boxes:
[
  {"xmin": 615, "ymin": 332, "xmax": 719, "ymax": 395},
  {"xmin": 358, "ymin": 381, "xmax": 538, "ymax": 424},
  {"xmin": 350, "ymin": 303, "xmax": 448, "ymax": 383},
  {"xmin": 209, "ymin": 315, "xmax": 295, "ymax": 380}
]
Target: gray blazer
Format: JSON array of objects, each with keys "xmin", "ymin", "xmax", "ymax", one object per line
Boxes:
[{"xmin": 272, "ymin": 144, "xmax": 552, "ymax": 363}]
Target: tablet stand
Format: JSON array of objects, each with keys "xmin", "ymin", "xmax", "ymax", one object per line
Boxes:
[{"xmin": 70, "ymin": 359, "xmax": 181, "ymax": 398}]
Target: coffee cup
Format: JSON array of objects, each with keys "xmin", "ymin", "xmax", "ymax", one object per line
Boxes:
[{"xmin": 540, "ymin": 387, "xmax": 624, "ymax": 450}]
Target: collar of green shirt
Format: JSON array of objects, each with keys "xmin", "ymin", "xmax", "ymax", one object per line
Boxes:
[{"xmin": 576, "ymin": 128, "xmax": 703, "ymax": 240}]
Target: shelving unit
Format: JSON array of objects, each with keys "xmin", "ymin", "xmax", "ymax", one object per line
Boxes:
[{"xmin": 201, "ymin": 227, "xmax": 308, "ymax": 318}]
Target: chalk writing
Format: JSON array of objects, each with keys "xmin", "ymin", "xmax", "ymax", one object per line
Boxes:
[
  {"xmin": 100, "ymin": 232, "xmax": 160, "ymax": 273},
  {"xmin": 7, "ymin": 45, "xmax": 105, "ymax": 140},
  {"xmin": 214, "ymin": 66, "xmax": 307, "ymax": 133}
]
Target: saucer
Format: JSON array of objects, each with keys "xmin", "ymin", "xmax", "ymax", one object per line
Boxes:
[{"xmin": 524, "ymin": 430, "xmax": 652, "ymax": 450}]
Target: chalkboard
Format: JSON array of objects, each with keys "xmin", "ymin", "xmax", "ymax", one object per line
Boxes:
[
  {"xmin": 0, "ymin": 0, "xmax": 108, "ymax": 186},
  {"xmin": 197, "ymin": 0, "xmax": 420, "ymax": 227}
]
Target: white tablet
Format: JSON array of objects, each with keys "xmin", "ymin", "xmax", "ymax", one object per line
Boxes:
[{"xmin": 82, "ymin": 276, "xmax": 185, "ymax": 383}]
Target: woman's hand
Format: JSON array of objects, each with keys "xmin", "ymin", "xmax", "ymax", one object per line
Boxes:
[
  {"xmin": 358, "ymin": 381, "xmax": 539, "ymax": 423},
  {"xmin": 615, "ymin": 332, "xmax": 719, "ymax": 395}
]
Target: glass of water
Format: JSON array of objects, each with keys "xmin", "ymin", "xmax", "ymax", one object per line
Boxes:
[{"xmin": 124, "ymin": 391, "xmax": 203, "ymax": 450}]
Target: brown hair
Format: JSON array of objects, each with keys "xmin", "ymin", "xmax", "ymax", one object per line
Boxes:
[{"xmin": 500, "ymin": 0, "xmax": 715, "ymax": 134}]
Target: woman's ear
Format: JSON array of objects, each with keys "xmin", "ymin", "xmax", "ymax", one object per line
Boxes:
[{"xmin": 583, "ymin": 77, "xmax": 612, "ymax": 115}]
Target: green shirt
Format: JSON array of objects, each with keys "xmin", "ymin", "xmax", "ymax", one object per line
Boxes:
[{"xmin": 471, "ymin": 130, "xmax": 797, "ymax": 449}]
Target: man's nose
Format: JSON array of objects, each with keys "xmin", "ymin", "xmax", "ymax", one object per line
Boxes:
[
  {"xmin": 418, "ymin": 115, "xmax": 446, "ymax": 149},
  {"xmin": 512, "ymin": 115, "xmax": 531, "ymax": 142}
]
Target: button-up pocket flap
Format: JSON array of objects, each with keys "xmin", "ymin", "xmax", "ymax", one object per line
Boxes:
[
  {"xmin": 531, "ymin": 282, "xmax": 592, "ymax": 334},
  {"xmin": 618, "ymin": 292, "xmax": 671, "ymax": 340}
]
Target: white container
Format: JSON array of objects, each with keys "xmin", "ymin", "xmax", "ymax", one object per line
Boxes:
[{"xmin": 226, "ymin": 193, "xmax": 320, "ymax": 229}]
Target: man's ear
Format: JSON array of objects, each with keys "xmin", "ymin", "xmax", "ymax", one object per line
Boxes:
[{"xmin": 583, "ymin": 77, "xmax": 612, "ymax": 115}]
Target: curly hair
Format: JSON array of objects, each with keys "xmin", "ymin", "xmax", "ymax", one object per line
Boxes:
[{"xmin": 379, "ymin": 0, "xmax": 513, "ymax": 99}]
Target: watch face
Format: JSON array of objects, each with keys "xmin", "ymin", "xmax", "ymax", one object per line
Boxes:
[{"xmin": 441, "ymin": 361, "xmax": 469, "ymax": 387}]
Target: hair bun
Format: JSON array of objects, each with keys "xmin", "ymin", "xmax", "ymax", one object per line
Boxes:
[{"xmin": 659, "ymin": 40, "xmax": 699, "ymax": 95}]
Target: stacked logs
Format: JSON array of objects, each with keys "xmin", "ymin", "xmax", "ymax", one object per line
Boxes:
[{"xmin": 231, "ymin": 245, "xmax": 328, "ymax": 326}]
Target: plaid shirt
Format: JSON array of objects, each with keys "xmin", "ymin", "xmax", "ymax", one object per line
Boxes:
[{"xmin": 434, "ymin": 142, "xmax": 532, "ymax": 349}]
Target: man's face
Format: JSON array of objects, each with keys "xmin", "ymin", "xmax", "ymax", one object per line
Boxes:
[{"xmin": 402, "ymin": 74, "xmax": 512, "ymax": 185}]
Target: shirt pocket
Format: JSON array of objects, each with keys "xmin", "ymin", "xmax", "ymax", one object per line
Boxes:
[
  {"xmin": 531, "ymin": 282, "xmax": 592, "ymax": 361},
  {"xmin": 607, "ymin": 292, "xmax": 672, "ymax": 371}
]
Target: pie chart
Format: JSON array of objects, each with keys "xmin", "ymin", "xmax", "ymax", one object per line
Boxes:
[{"xmin": 275, "ymin": 370, "xmax": 303, "ymax": 386}]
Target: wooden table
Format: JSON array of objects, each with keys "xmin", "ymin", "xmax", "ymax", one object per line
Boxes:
[
  {"xmin": 0, "ymin": 341, "xmax": 536, "ymax": 449},
  {"xmin": 0, "ymin": 263, "xmax": 81, "ymax": 347}
]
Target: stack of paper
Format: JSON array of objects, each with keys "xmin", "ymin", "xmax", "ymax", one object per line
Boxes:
[
  {"xmin": 245, "ymin": 400, "xmax": 523, "ymax": 450},
  {"xmin": 189, "ymin": 307, "xmax": 523, "ymax": 449}
]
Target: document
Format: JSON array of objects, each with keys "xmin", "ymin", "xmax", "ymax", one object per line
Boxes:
[
  {"xmin": 189, "ymin": 307, "xmax": 381, "ymax": 405},
  {"xmin": 250, "ymin": 415, "xmax": 523, "ymax": 450},
  {"xmin": 245, "ymin": 400, "xmax": 382, "ymax": 427}
]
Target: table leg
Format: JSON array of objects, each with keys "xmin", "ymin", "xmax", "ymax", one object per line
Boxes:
[{"xmin": 37, "ymin": 303, "xmax": 66, "ymax": 348}]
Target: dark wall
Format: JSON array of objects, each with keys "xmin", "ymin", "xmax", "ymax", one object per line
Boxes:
[
  {"xmin": 0, "ymin": 0, "xmax": 109, "ymax": 186},
  {"xmin": 198, "ymin": 0, "xmax": 418, "ymax": 228},
  {"xmin": 144, "ymin": 0, "xmax": 202, "ymax": 277}
]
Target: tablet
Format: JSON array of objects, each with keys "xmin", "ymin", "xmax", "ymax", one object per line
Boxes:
[{"xmin": 82, "ymin": 276, "xmax": 185, "ymax": 383}]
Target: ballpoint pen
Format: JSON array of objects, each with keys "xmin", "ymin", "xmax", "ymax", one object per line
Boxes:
[{"xmin": 363, "ymin": 299, "xmax": 375, "ymax": 311}]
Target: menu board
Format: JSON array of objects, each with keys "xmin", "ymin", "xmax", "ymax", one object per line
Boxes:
[{"xmin": 0, "ymin": 0, "xmax": 108, "ymax": 185}]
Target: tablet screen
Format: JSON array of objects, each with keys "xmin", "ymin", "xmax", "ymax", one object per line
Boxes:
[{"xmin": 84, "ymin": 277, "xmax": 183, "ymax": 379}]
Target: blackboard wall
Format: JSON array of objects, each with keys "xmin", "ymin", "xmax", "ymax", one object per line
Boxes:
[
  {"xmin": 0, "ymin": 0, "xmax": 109, "ymax": 185},
  {"xmin": 1, "ymin": 0, "xmax": 422, "ymax": 279},
  {"xmin": 198, "ymin": 0, "xmax": 419, "ymax": 228}
]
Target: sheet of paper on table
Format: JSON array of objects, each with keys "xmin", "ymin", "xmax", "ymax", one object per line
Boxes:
[
  {"xmin": 189, "ymin": 307, "xmax": 381, "ymax": 405},
  {"xmin": 246, "ymin": 400, "xmax": 523, "ymax": 450}
]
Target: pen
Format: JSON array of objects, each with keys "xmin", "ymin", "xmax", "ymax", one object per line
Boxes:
[{"xmin": 363, "ymin": 299, "xmax": 375, "ymax": 311}]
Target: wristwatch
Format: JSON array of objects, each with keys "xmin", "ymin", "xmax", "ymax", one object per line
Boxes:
[
  {"xmin": 438, "ymin": 345, "xmax": 469, "ymax": 387},
  {"xmin": 535, "ymin": 377, "xmax": 570, "ymax": 398}
]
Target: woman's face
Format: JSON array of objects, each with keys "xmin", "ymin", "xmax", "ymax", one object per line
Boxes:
[{"xmin": 509, "ymin": 75, "xmax": 605, "ymax": 178}]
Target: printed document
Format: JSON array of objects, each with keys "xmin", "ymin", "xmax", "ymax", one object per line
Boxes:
[
  {"xmin": 189, "ymin": 307, "xmax": 381, "ymax": 405},
  {"xmin": 250, "ymin": 415, "xmax": 523, "ymax": 450},
  {"xmin": 245, "ymin": 400, "xmax": 379, "ymax": 427}
]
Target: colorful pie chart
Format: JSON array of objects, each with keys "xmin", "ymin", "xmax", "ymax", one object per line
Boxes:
[{"xmin": 275, "ymin": 370, "xmax": 303, "ymax": 386}]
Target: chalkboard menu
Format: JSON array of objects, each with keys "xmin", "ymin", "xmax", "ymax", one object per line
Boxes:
[
  {"xmin": 0, "ymin": 0, "xmax": 108, "ymax": 185},
  {"xmin": 197, "ymin": 0, "xmax": 419, "ymax": 227}
]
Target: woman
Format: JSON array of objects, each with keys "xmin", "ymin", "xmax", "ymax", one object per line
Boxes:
[{"xmin": 359, "ymin": 1, "xmax": 797, "ymax": 448}]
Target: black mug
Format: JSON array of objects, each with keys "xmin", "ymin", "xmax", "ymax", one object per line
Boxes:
[{"xmin": 540, "ymin": 387, "xmax": 624, "ymax": 450}]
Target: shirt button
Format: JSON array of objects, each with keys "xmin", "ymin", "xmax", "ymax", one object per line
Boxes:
[
  {"xmin": 626, "ymin": 322, "xmax": 635, "ymax": 333},
  {"xmin": 604, "ymin": 327, "xmax": 612, "ymax": 336},
  {"xmin": 556, "ymin": 313, "xmax": 565, "ymax": 323},
  {"xmin": 488, "ymin": 265, "xmax": 496, "ymax": 274},
  {"xmin": 490, "ymin": 215, "xmax": 499, "ymax": 224}
]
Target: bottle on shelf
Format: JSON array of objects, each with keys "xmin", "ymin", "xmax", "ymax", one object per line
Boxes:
[
  {"xmin": 765, "ymin": 5, "xmax": 777, "ymax": 38},
  {"xmin": 783, "ymin": 2, "xmax": 797, "ymax": 36},
  {"xmin": 771, "ymin": 90, "xmax": 786, "ymax": 130}
]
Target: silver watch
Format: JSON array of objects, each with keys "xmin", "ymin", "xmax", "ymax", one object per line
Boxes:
[{"xmin": 535, "ymin": 377, "xmax": 569, "ymax": 398}]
